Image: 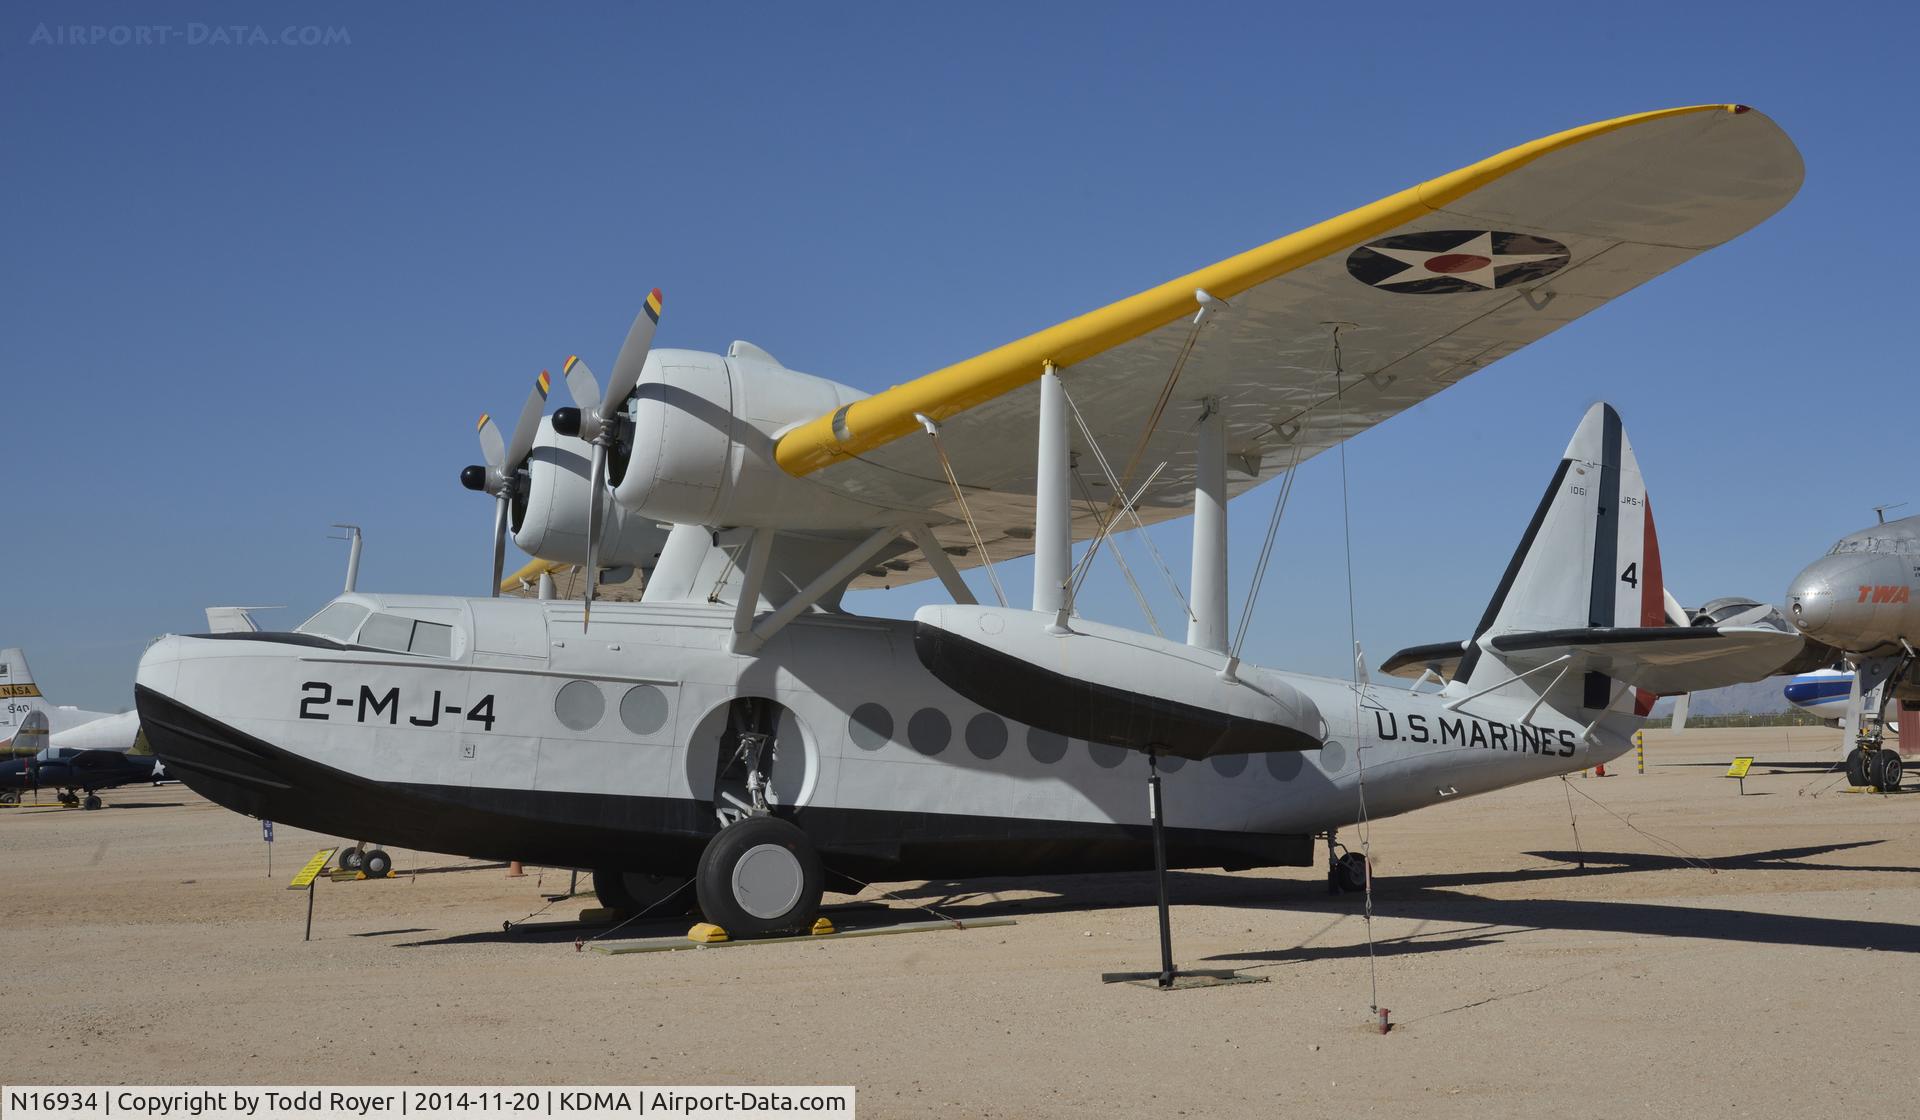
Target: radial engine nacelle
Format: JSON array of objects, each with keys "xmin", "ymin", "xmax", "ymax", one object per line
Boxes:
[
  {"xmin": 606, "ymin": 346, "xmax": 895, "ymax": 529},
  {"xmin": 512, "ymin": 415, "xmax": 672, "ymax": 573}
]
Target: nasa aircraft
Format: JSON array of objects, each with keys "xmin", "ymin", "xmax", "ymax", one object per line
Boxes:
[
  {"xmin": 0, "ymin": 733, "xmax": 163, "ymax": 809},
  {"xmin": 1785, "ymin": 512, "xmax": 1920, "ymax": 790},
  {"xmin": 136, "ymin": 107, "xmax": 1805, "ymax": 958},
  {"xmin": 1, "ymin": 649, "xmax": 138, "ymax": 757}
]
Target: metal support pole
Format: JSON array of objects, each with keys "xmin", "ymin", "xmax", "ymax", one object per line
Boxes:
[
  {"xmin": 1149, "ymin": 751, "xmax": 1175, "ymax": 988},
  {"xmin": 731, "ymin": 528, "xmax": 775, "ymax": 645},
  {"xmin": 1188, "ymin": 400, "xmax": 1227, "ymax": 653},
  {"xmin": 1033, "ymin": 362, "xmax": 1072, "ymax": 616},
  {"xmin": 304, "ymin": 879, "xmax": 315, "ymax": 942},
  {"xmin": 907, "ymin": 523, "xmax": 978, "ymax": 606},
  {"xmin": 331, "ymin": 524, "xmax": 363, "ymax": 593}
]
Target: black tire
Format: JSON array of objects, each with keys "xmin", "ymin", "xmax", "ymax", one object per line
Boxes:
[
  {"xmin": 1872, "ymin": 750, "xmax": 1904, "ymax": 793},
  {"xmin": 83, "ymin": 794, "xmax": 102, "ymax": 811},
  {"xmin": 591, "ymin": 869, "xmax": 682, "ymax": 914},
  {"xmin": 694, "ymin": 816, "xmax": 823, "ymax": 937},
  {"xmin": 340, "ymin": 847, "xmax": 365, "ymax": 872},
  {"xmin": 1846, "ymin": 748, "xmax": 1871, "ymax": 788},
  {"xmin": 1336, "ymin": 852, "xmax": 1369, "ymax": 893},
  {"xmin": 363, "ymin": 849, "xmax": 393, "ymax": 877},
  {"xmin": 1, "ymin": 790, "xmax": 18, "ymax": 806}
]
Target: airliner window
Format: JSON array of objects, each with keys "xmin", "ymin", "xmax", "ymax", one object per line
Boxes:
[{"xmin": 297, "ymin": 602, "xmax": 370, "ymax": 642}]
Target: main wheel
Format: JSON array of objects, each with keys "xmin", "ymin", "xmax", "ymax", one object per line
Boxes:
[
  {"xmin": 1872, "ymin": 750, "xmax": 1904, "ymax": 793},
  {"xmin": 339, "ymin": 847, "xmax": 365, "ymax": 872},
  {"xmin": 1335, "ymin": 852, "xmax": 1369, "ymax": 893},
  {"xmin": 83, "ymin": 794, "xmax": 102, "ymax": 811},
  {"xmin": 0, "ymin": 790, "xmax": 18, "ymax": 806},
  {"xmin": 694, "ymin": 816, "xmax": 823, "ymax": 937},
  {"xmin": 363, "ymin": 849, "xmax": 393, "ymax": 877},
  {"xmin": 591, "ymin": 869, "xmax": 683, "ymax": 914},
  {"xmin": 1846, "ymin": 748, "xmax": 1871, "ymax": 788}
]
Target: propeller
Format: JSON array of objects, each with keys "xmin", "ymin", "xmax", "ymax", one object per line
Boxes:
[
  {"xmin": 551, "ymin": 288, "xmax": 664, "ymax": 628},
  {"xmin": 460, "ymin": 368, "xmax": 553, "ymax": 596}
]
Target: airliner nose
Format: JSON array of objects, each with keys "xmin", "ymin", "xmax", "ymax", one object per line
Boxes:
[{"xmin": 1786, "ymin": 568, "xmax": 1833, "ymax": 634}]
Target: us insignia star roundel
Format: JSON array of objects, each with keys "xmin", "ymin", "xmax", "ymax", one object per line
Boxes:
[{"xmin": 1346, "ymin": 230, "xmax": 1570, "ymax": 294}]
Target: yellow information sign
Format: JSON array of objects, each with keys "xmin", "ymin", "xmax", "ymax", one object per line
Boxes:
[
  {"xmin": 1726, "ymin": 757, "xmax": 1754, "ymax": 779},
  {"xmin": 287, "ymin": 847, "xmax": 338, "ymax": 890}
]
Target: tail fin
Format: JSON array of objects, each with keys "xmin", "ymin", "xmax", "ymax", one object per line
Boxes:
[
  {"xmin": 1, "ymin": 648, "xmax": 48, "ymax": 746},
  {"xmin": 1455, "ymin": 403, "xmax": 1799, "ymax": 717},
  {"xmin": 1456, "ymin": 403, "xmax": 1663, "ymax": 712}
]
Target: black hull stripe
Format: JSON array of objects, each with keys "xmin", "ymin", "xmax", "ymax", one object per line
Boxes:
[
  {"xmin": 912, "ymin": 623, "xmax": 1319, "ymax": 760},
  {"xmin": 134, "ymin": 686, "xmax": 1313, "ymax": 881}
]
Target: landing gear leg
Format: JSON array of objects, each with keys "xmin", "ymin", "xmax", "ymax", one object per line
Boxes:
[
  {"xmin": 1326, "ymin": 830, "xmax": 1367, "ymax": 894},
  {"xmin": 1849, "ymin": 653, "xmax": 1911, "ymax": 793}
]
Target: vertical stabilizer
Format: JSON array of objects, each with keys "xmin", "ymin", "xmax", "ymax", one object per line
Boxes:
[
  {"xmin": 0, "ymin": 648, "xmax": 47, "ymax": 743},
  {"xmin": 1455, "ymin": 403, "xmax": 1666, "ymax": 715}
]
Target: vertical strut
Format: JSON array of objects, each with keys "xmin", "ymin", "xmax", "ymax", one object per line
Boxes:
[
  {"xmin": 1188, "ymin": 399, "xmax": 1228, "ymax": 653},
  {"xmin": 1033, "ymin": 362, "xmax": 1072, "ymax": 616}
]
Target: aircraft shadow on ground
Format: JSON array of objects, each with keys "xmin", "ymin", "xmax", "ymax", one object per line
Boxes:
[
  {"xmin": 887, "ymin": 840, "xmax": 1920, "ymax": 960},
  {"xmin": 382, "ymin": 841, "xmax": 1920, "ymax": 954}
]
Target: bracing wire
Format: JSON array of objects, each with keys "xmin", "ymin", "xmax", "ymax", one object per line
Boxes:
[
  {"xmin": 1229, "ymin": 433, "xmax": 1309, "ymax": 662},
  {"xmin": 919, "ymin": 417, "xmax": 1008, "ymax": 607},
  {"xmin": 1071, "ymin": 467, "xmax": 1163, "ymax": 636},
  {"xmin": 1328, "ymin": 326, "xmax": 1382, "ymax": 1016},
  {"xmin": 1060, "ymin": 384, "xmax": 1193, "ymax": 617}
]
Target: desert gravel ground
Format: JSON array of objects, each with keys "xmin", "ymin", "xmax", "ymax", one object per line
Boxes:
[{"xmin": 2, "ymin": 726, "xmax": 1916, "ymax": 1119}]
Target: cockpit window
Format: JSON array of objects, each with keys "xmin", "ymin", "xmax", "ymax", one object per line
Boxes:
[
  {"xmin": 357, "ymin": 612, "xmax": 455, "ymax": 658},
  {"xmin": 1828, "ymin": 536, "xmax": 1914, "ymax": 556},
  {"xmin": 297, "ymin": 602, "xmax": 371, "ymax": 642}
]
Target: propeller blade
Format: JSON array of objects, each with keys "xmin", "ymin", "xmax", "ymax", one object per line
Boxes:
[
  {"xmin": 599, "ymin": 288, "xmax": 663, "ymax": 424},
  {"xmin": 506, "ymin": 370, "xmax": 552, "ymax": 470},
  {"xmin": 583, "ymin": 441, "xmax": 607, "ymax": 630},
  {"xmin": 490, "ymin": 495, "xmax": 510, "ymax": 598},
  {"xmin": 476, "ymin": 413, "xmax": 506, "ymax": 475},
  {"xmin": 561, "ymin": 354, "xmax": 601, "ymax": 413}
]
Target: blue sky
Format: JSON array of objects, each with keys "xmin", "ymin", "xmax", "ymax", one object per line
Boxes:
[{"xmin": 4, "ymin": 1, "xmax": 1913, "ymax": 710}]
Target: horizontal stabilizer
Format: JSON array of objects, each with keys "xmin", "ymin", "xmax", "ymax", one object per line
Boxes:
[
  {"xmin": 1488, "ymin": 625, "xmax": 1805, "ymax": 696},
  {"xmin": 1381, "ymin": 641, "xmax": 1465, "ymax": 682}
]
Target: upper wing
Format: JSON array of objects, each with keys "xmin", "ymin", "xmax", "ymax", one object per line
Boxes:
[{"xmin": 773, "ymin": 105, "xmax": 1803, "ymax": 583}]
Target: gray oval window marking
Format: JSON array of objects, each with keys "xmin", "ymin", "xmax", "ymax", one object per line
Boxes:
[
  {"xmin": 907, "ymin": 708, "xmax": 951, "ymax": 756},
  {"xmin": 1089, "ymin": 741, "xmax": 1127, "ymax": 769},
  {"xmin": 554, "ymin": 680, "xmax": 605, "ymax": 732},
  {"xmin": 848, "ymin": 703, "xmax": 893, "ymax": 751},
  {"xmin": 1265, "ymin": 750, "xmax": 1304, "ymax": 781},
  {"xmin": 965, "ymin": 713, "xmax": 1008, "ymax": 760},
  {"xmin": 1211, "ymin": 752, "xmax": 1248, "ymax": 777},
  {"xmin": 618, "ymin": 685, "xmax": 668, "ymax": 736},
  {"xmin": 1158, "ymin": 754, "xmax": 1185, "ymax": 773},
  {"xmin": 1027, "ymin": 727, "xmax": 1068, "ymax": 764},
  {"xmin": 1320, "ymin": 741, "xmax": 1348, "ymax": 773}
]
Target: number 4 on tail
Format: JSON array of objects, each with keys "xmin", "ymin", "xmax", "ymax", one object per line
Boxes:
[{"xmin": 1621, "ymin": 562, "xmax": 1638, "ymax": 589}]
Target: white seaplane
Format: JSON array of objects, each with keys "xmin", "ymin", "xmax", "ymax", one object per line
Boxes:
[{"xmin": 136, "ymin": 106, "xmax": 1806, "ymax": 980}]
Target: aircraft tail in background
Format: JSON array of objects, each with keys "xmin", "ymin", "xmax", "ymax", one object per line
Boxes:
[{"xmin": 1452, "ymin": 404, "xmax": 1802, "ymax": 719}]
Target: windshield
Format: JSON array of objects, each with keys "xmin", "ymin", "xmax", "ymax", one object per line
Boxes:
[{"xmin": 296, "ymin": 601, "xmax": 371, "ymax": 642}]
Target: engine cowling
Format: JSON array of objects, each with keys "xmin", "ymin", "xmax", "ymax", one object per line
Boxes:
[
  {"xmin": 610, "ymin": 348, "xmax": 896, "ymax": 528},
  {"xmin": 512, "ymin": 416, "xmax": 671, "ymax": 574}
]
